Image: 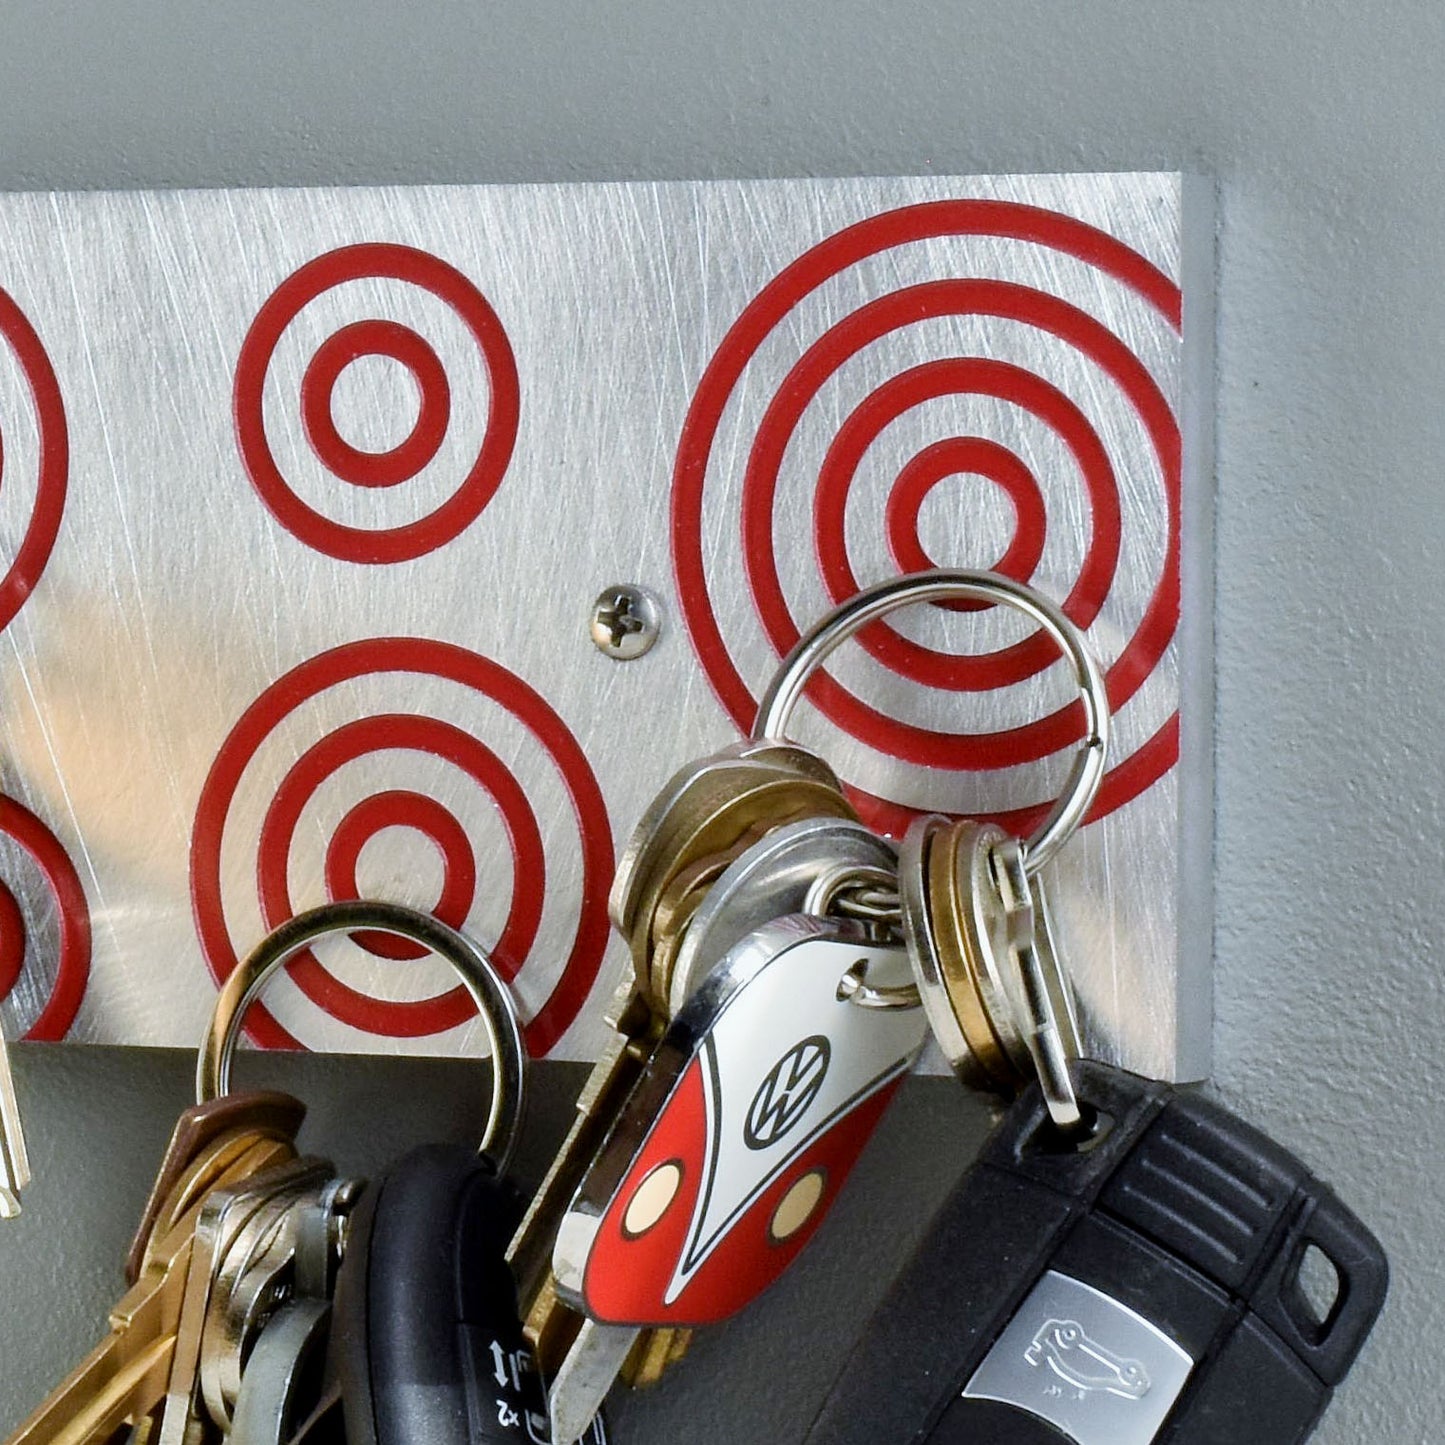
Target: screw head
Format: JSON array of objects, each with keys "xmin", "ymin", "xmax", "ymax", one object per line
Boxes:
[{"xmin": 590, "ymin": 584, "xmax": 662, "ymax": 660}]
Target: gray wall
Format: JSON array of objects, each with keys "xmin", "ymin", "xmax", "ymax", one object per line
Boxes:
[{"xmin": 0, "ymin": 2, "xmax": 1437, "ymax": 1440}]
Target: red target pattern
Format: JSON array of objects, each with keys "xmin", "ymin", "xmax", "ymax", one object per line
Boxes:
[
  {"xmin": 0, "ymin": 286, "xmax": 67, "ymax": 634},
  {"xmin": 0, "ymin": 796, "xmax": 90, "ymax": 1041},
  {"xmin": 234, "ymin": 243, "xmax": 519, "ymax": 565},
  {"xmin": 301, "ymin": 320, "xmax": 452, "ymax": 489},
  {"xmin": 884, "ymin": 436, "xmax": 1048, "ymax": 613},
  {"xmin": 673, "ymin": 200, "xmax": 1183, "ymax": 836},
  {"xmin": 189, "ymin": 638, "xmax": 613, "ymax": 1057}
]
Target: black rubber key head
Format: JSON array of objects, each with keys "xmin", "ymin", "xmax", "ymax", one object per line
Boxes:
[
  {"xmin": 804, "ymin": 1062, "xmax": 1387, "ymax": 1445},
  {"xmin": 328, "ymin": 1143, "xmax": 605, "ymax": 1445}
]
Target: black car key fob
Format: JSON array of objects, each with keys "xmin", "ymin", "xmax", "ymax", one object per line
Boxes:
[
  {"xmin": 327, "ymin": 1143, "xmax": 604, "ymax": 1445},
  {"xmin": 805, "ymin": 1061, "xmax": 1387, "ymax": 1445}
]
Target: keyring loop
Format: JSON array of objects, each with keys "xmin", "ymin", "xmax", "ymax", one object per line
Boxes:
[
  {"xmin": 802, "ymin": 861, "xmax": 901, "ymax": 926},
  {"xmin": 752, "ymin": 569, "xmax": 1110, "ymax": 874},
  {"xmin": 196, "ymin": 901, "xmax": 528, "ymax": 1176}
]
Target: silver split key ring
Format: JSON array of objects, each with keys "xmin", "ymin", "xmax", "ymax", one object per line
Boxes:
[
  {"xmin": 196, "ymin": 900, "xmax": 528, "ymax": 1177},
  {"xmin": 753, "ymin": 568, "xmax": 1110, "ymax": 1128},
  {"xmin": 752, "ymin": 567, "xmax": 1110, "ymax": 876}
]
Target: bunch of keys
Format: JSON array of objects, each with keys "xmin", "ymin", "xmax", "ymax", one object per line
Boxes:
[
  {"xmin": 2, "ymin": 1074, "xmax": 319, "ymax": 1445},
  {"xmin": 744, "ymin": 569, "xmax": 1389, "ymax": 1445},
  {"xmin": 3, "ymin": 900, "xmax": 584, "ymax": 1445},
  {"xmin": 2, "ymin": 563, "xmax": 1390, "ymax": 1445},
  {"xmin": 512, "ymin": 569, "xmax": 1115, "ymax": 1443},
  {"xmin": 509, "ymin": 735, "xmax": 927, "ymax": 1443},
  {"xmin": 753, "ymin": 567, "xmax": 1109, "ymax": 1131},
  {"xmin": 518, "ymin": 565, "xmax": 1385, "ymax": 1445}
]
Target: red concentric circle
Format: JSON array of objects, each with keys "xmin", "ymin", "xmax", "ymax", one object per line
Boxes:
[
  {"xmin": 673, "ymin": 199, "xmax": 1183, "ymax": 827},
  {"xmin": 190, "ymin": 638, "xmax": 613, "ymax": 1056},
  {"xmin": 884, "ymin": 437, "xmax": 1048, "ymax": 612},
  {"xmin": 0, "ymin": 286, "xmax": 68, "ymax": 633},
  {"xmin": 301, "ymin": 320, "xmax": 452, "ymax": 489},
  {"xmin": 814, "ymin": 356, "xmax": 1121, "ymax": 670},
  {"xmin": 0, "ymin": 797, "xmax": 90, "ymax": 1040},
  {"xmin": 234, "ymin": 243, "xmax": 518, "ymax": 564},
  {"xmin": 255, "ymin": 714, "xmax": 545, "ymax": 1027},
  {"xmin": 0, "ymin": 884, "xmax": 25, "ymax": 1001},
  {"xmin": 325, "ymin": 791, "xmax": 478, "ymax": 960}
]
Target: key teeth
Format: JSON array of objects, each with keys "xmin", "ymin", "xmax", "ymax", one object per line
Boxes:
[{"xmin": 0, "ymin": 1185, "xmax": 20, "ymax": 1219}]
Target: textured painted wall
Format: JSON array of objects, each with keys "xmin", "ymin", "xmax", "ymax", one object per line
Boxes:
[{"xmin": 0, "ymin": 1, "xmax": 1438, "ymax": 1439}]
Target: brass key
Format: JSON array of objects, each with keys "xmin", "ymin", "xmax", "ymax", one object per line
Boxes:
[
  {"xmin": 508, "ymin": 982, "xmax": 674, "ymax": 1386},
  {"xmin": 900, "ymin": 814, "xmax": 1033, "ymax": 1093},
  {"xmin": 3, "ymin": 1096, "xmax": 303, "ymax": 1445},
  {"xmin": 127, "ymin": 1092, "xmax": 306, "ymax": 1286},
  {"xmin": 900, "ymin": 813, "xmax": 1083, "ymax": 1122},
  {"xmin": 613, "ymin": 738, "xmax": 856, "ymax": 1003}
]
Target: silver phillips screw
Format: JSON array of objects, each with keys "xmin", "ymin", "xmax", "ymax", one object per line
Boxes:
[{"xmin": 589, "ymin": 584, "xmax": 662, "ymax": 661}]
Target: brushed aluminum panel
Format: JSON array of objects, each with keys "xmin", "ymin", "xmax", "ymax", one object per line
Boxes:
[{"xmin": 0, "ymin": 174, "xmax": 1212, "ymax": 1076}]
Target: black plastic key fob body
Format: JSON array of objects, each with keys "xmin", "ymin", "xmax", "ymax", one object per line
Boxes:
[
  {"xmin": 805, "ymin": 1062, "xmax": 1387, "ymax": 1445},
  {"xmin": 329, "ymin": 1144, "xmax": 605, "ymax": 1445}
]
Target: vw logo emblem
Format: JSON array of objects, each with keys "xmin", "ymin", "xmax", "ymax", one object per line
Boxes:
[{"xmin": 745, "ymin": 1035, "xmax": 832, "ymax": 1150}]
